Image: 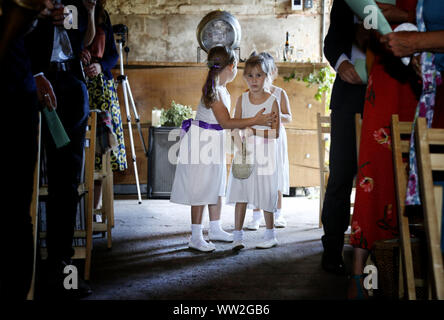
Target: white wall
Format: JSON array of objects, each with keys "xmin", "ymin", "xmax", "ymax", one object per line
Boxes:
[{"xmin": 106, "ymin": 0, "xmax": 332, "ymax": 62}]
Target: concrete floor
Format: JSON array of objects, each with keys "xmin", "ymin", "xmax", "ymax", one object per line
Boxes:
[{"xmin": 85, "ymin": 194, "xmax": 352, "ymax": 300}]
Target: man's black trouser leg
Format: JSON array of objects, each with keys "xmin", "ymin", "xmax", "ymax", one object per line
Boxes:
[
  {"xmin": 44, "ymin": 71, "xmax": 89, "ymax": 265},
  {"xmin": 321, "ymin": 109, "xmax": 359, "ymax": 259}
]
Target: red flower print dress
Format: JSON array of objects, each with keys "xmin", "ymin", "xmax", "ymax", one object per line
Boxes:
[{"xmin": 350, "ymin": 1, "xmax": 419, "ymax": 249}]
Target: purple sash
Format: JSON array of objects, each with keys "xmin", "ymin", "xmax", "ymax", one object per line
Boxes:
[{"xmin": 180, "ymin": 118, "xmax": 223, "ymax": 138}]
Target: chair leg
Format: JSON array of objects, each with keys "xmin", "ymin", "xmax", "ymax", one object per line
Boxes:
[
  {"xmin": 103, "ymin": 153, "xmax": 113, "ymax": 249},
  {"xmin": 319, "ymin": 175, "xmax": 324, "ymax": 229},
  {"xmin": 84, "ymin": 112, "xmax": 97, "ymax": 281},
  {"xmin": 84, "ymin": 201, "xmax": 93, "ymax": 281},
  {"xmin": 399, "ymin": 253, "xmax": 405, "ymax": 299},
  {"xmin": 27, "ymin": 112, "xmax": 41, "ymax": 300},
  {"xmin": 391, "ymin": 115, "xmax": 417, "ymax": 300},
  {"xmin": 398, "ymin": 211, "xmax": 417, "ymax": 299}
]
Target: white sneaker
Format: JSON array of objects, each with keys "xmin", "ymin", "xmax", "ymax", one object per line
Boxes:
[
  {"xmin": 246, "ymin": 218, "xmax": 261, "ymax": 230},
  {"xmin": 256, "ymin": 237, "xmax": 278, "ymax": 249},
  {"xmin": 232, "ymin": 240, "xmax": 245, "ymax": 251},
  {"xmin": 208, "ymin": 229, "xmax": 234, "ymax": 242},
  {"xmin": 188, "ymin": 238, "xmax": 216, "ymax": 252},
  {"xmin": 274, "ymin": 215, "xmax": 287, "ymax": 228}
]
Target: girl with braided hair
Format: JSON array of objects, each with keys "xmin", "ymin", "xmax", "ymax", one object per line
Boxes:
[{"xmin": 170, "ymin": 45, "xmax": 276, "ymax": 252}]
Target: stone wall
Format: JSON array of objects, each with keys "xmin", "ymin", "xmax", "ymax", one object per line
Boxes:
[{"xmin": 105, "ymin": 0, "xmax": 332, "ymax": 63}]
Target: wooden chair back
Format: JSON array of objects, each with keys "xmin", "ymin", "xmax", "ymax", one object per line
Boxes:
[
  {"xmin": 391, "ymin": 114, "xmax": 417, "ymax": 299},
  {"xmin": 415, "ymin": 117, "xmax": 444, "ymax": 299}
]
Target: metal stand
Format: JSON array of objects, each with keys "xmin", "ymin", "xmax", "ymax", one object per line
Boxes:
[{"xmin": 115, "ymin": 37, "xmax": 147, "ymax": 204}]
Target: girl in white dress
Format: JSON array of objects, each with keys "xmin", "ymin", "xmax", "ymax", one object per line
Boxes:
[
  {"xmin": 170, "ymin": 46, "xmax": 276, "ymax": 252},
  {"xmin": 247, "ymin": 52, "xmax": 292, "ymax": 230},
  {"xmin": 226, "ymin": 54, "xmax": 281, "ymax": 250}
]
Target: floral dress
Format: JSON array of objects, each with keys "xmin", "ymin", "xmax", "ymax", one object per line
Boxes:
[
  {"xmin": 86, "ymin": 18, "xmax": 127, "ymax": 172},
  {"xmin": 350, "ymin": 0, "xmax": 419, "ymax": 249}
]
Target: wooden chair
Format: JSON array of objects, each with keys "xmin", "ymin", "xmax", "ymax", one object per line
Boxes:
[
  {"xmin": 317, "ymin": 113, "xmax": 362, "ymax": 234},
  {"xmin": 317, "ymin": 113, "xmax": 330, "ymax": 228},
  {"xmin": 38, "ymin": 111, "xmax": 97, "ymax": 281},
  {"xmin": 415, "ymin": 117, "xmax": 444, "ymax": 299},
  {"xmin": 27, "ymin": 112, "xmax": 42, "ymax": 300},
  {"xmin": 391, "ymin": 114, "xmax": 418, "ymax": 300},
  {"xmin": 93, "ymin": 150, "xmax": 114, "ymax": 249}
]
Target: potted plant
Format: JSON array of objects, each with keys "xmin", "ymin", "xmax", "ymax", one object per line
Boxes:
[
  {"xmin": 159, "ymin": 101, "xmax": 194, "ymax": 127},
  {"xmin": 148, "ymin": 101, "xmax": 194, "ymax": 199}
]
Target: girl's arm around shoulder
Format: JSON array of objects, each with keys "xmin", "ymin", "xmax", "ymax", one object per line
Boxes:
[
  {"xmin": 211, "ymin": 95, "xmax": 273, "ymax": 129},
  {"xmin": 250, "ymin": 99, "xmax": 280, "ymax": 139}
]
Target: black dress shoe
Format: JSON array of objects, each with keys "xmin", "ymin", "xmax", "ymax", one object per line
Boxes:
[
  {"xmin": 61, "ymin": 277, "xmax": 93, "ymax": 299},
  {"xmin": 321, "ymin": 252, "xmax": 347, "ymax": 275}
]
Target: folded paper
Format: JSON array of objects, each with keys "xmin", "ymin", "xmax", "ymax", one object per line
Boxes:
[
  {"xmin": 354, "ymin": 59, "xmax": 368, "ymax": 84},
  {"xmin": 43, "ymin": 107, "xmax": 70, "ymax": 149},
  {"xmin": 345, "ymin": 0, "xmax": 393, "ymax": 35},
  {"xmin": 375, "ymin": 0, "xmax": 396, "ymax": 5}
]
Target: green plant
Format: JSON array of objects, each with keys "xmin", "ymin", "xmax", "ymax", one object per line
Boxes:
[
  {"xmin": 283, "ymin": 66, "xmax": 335, "ymax": 112},
  {"xmin": 159, "ymin": 101, "xmax": 193, "ymax": 127}
]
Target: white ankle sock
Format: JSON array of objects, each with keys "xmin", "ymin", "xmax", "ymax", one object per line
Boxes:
[
  {"xmin": 253, "ymin": 210, "xmax": 262, "ymax": 220},
  {"xmin": 209, "ymin": 220, "xmax": 222, "ymax": 233},
  {"xmin": 233, "ymin": 230, "xmax": 244, "ymax": 242},
  {"xmin": 275, "ymin": 209, "xmax": 282, "ymax": 219},
  {"xmin": 191, "ymin": 224, "xmax": 204, "ymax": 241},
  {"xmin": 265, "ymin": 228, "xmax": 276, "ymax": 240}
]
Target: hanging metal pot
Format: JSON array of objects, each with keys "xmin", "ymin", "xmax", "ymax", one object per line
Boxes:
[{"xmin": 196, "ymin": 10, "xmax": 241, "ymax": 53}]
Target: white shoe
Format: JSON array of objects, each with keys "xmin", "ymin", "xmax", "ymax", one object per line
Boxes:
[
  {"xmin": 246, "ymin": 218, "xmax": 261, "ymax": 230},
  {"xmin": 274, "ymin": 215, "xmax": 287, "ymax": 228},
  {"xmin": 232, "ymin": 240, "xmax": 245, "ymax": 251},
  {"xmin": 188, "ymin": 238, "xmax": 216, "ymax": 252},
  {"xmin": 208, "ymin": 229, "xmax": 234, "ymax": 242},
  {"xmin": 256, "ymin": 238, "xmax": 278, "ymax": 249}
]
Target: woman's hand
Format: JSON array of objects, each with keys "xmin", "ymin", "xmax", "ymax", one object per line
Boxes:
[
  {"xmin": 80, "ymin": 49, "xmax": 91, "ymax": 66},
  {"xmin": 380, "ymin": 31, "xmax": 420, "ymax": 57},
  {"xmin": 84, "ymin": 62, "xmax": 102, "ymax": 78},
  {"xmin": 253, "ymin": 108, "xmax": 276, "ymax": 127}
]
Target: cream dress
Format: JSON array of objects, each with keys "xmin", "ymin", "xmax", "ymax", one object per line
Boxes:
[
  {"xmin": 226, "ymin": 92, "xmax": 280, "ymax": 213},
  {"xmin": 170, "ymin": 86, "xmax": 230, "ymax": 206},
  {"xmin": 272, "ymin": 87, "xmax": 290, "ymax": 195}
]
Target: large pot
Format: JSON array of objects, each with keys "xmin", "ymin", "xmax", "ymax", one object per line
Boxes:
[{"xmin": 196, "ymin": 10, "xmax": 241, "ymax": 53}]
